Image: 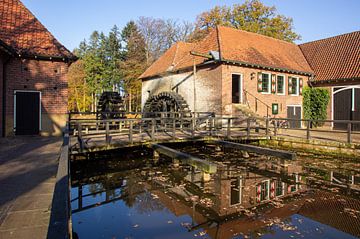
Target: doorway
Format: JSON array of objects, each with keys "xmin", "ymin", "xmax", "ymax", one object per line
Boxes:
[
  {"xmin": 14, "ymin": 91, "xmax": 41, "ymax": 135},
  {"xmin": 287, "ymin": 105, "xmax": 301, "ymax": 128},
  {"xmin": 232, "ymin": 74, "xmax": 243, "ymax": 103}
]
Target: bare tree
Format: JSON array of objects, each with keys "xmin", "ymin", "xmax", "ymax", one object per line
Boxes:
[{"xmin": 137, "ymin": 17, "xmax": 194, "ymax": 64}]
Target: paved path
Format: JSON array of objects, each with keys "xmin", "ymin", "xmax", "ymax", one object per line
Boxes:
[{"xmin": 0, "ymin": 137, "xmax": 62, "ymax": 239}]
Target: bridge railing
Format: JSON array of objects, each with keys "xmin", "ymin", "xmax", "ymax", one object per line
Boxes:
[{"xmin": 69, "ymin": 113, "xmax": 360, "ymax": 152}]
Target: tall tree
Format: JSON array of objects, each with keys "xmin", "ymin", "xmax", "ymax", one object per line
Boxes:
[
  {"xmin": 67, "ymin": 60, "xmax": 91, "ymax": 112},
  {"xmin": 190, "ymin": 0, "xmax": 300, "ymax": 42},
  {"xmin": 121, "ymin": 21, "xmax": 147, "ymax": 111}
]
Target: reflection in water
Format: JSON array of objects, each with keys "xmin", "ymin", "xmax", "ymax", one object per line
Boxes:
[{"xmin": 70, "ymin": 143, "xmax": 360, "ymax": 239}]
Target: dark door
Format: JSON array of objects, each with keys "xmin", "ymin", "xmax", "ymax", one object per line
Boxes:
[
  {"xmin": 15, "ymin": 91, "xmax": 40, "ymax": 135},
  {"xmin": 353, "ymin": 88, "xmax": 360, "ymax": 131},
  {"xmin": 287, "ymin": 106, "xmax": 301, "ymax": 128},
  {"xmin": 333, "ymin": 88, "xmax": 360, "ymax": 131},
  {"xmin": 232, "ymin": 74, "xmax": 241, "ymax": 103}
]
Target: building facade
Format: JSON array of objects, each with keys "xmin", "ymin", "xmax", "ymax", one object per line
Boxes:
[
  {"xmin": 300, "ymin": 31, "xmax": 360, "ymax": 130},
  {"xmin": 0, "ymin": 0, "xmax": 76, "ymax": 136},
  {"xmin": 140, "ymin": 26, "xmax": 313, "ymax": 126}
]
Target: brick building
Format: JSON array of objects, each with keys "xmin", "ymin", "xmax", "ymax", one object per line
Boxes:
[
  {"xmin": 140, "ymin": 26, "xmax": 360, "ymax": 129},
  {"xmin": 140, "ymin": 26, "xmax": 314, "ymax": 127},
  {"xmin": 0, "ymin": 0, "xmax": 76, "ymax": 136},
  {"xmin": 299, "ymin": 31, "xmax": 360, "ymax": 130}
]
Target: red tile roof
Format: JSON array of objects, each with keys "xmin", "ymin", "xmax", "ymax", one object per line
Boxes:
[
  {"xmin": 140, "ymin": 42, "xmax": 194, "ymax": 79},
  {"xmin": 0, "ymin": 0, "xmax": 75, "ymax": 61},
  {"xmin": 299, "ymin": 31, "xmax": 360, "ymax": 83},
  {"xmin": 218, "ymin": 26, "xmax": 313, "ymax": 74},
  {"xmin": 140, "ymin": 26, "xmax": 313, "ymax": 79}
]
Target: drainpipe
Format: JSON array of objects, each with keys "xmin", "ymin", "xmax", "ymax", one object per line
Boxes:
[
  {"xmin": 193, "ymin": 56, "xmax": 196, "ymax": 113},
  {"xmin": 2, "ymin": 55, "xmax": 10, "ymax": 137}
]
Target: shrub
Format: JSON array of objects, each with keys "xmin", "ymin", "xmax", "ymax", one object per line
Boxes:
[{"xmin": 303, "ymin": 87, "xmax": 330, "ymax": 127}]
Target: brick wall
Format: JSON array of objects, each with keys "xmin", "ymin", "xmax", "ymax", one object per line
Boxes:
[
  {"xmin": 141, "ymin": 63, "xmax": 310, "ymax": 121},
  {"xmin": 142, "ymin": 63, "xmax": 223, "ymax": 114},
  {"xmin": 0, "ymin": 54, "xmax": 3, "ymax": 136},
  {"xmin": 3, "ymin": 58, "xmax": 69, "ymax": 136},
  {"xmin": 221, "ymin": 64, "xmax": 310, "ymax": 118}
]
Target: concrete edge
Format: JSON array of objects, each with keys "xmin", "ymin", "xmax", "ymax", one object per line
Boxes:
[{"xmin": 47, "ymin": 130, "xmax": 71, "ymax": 239}]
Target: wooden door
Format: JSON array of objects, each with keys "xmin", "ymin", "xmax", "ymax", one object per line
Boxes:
[
  {"xmin": 287, "ymin": 106, "xmax": 301, "ymax": 128},
  {"xmin": 15, "ymin": 91, "xmax": 40, "ymax": 135}
]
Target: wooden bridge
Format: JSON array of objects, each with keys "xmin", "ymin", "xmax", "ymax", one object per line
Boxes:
[{"xmin": 68, "ymin": 112, "xmax": 360, "ymax": 154}]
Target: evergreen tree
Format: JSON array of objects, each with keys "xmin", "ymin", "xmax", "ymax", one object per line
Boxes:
[{"xmin": 121, "ymin": 21, "xmax": 147, "ymax": 111}]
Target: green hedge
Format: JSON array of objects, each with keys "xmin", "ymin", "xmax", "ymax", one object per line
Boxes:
[{"xmin": 303, "ymin": 87, "xmax": 330, "ymax": 127}]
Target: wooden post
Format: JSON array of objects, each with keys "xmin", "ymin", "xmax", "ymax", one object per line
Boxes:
[
  {"xmin": 105, "ymin": 121, "xmax": 110, "ymax": 145},
  {"xmin": 306, "ymin": 120, "xmax": 311, "ymax": 140},
  {"xmin": 226, "ymin": 118, "xmax": 231, "ymax": 139},
  {"xmin": 247, "ymin": 118, "xmax": 250, "ymax": 139},
  {"xmin": 274, "ymin": 120, "xmax": 277, "ymax": 136},
  {"xmin": 119, "ymin": 120, "xmax": 122, "ymax": 132},
  {"xmin": 172, "ymin": 118, "xmax": 176, "ymax": 140},
  {"xmin": 210, "ymin": 118, "xmax": 215, "ymax": 136},
  {"xmin": 129, "ymin": 121, "xmax": 133, "ymax": 144},
  {"xmin": 347, "ymin": 122, "xmax": 352, "ymax": 144},
  {"xmin": 191, "ymin": 116, "xmax": 195, "ymax": 138},
  {"xmin": 265, "ymin": 118, "xmax": 269, "ymax": 136},
  {"xmin": 180, "ymin": 113, "xmax": 183, "ymax": 129},
  {"xmin": 151, "ymin": 118, "xmax": 155, "ymax": 141},
  {"xmin": 77, "ymin": 123, "xmax": 82, "ymax": 139}
]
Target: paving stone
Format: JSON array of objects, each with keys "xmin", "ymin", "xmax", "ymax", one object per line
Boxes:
[
  {"xmin": 0, "ymin": 137, "xmax": 62, "ymax": 239},
  {"xmin": 0, "ymin": 225, "xmax": 48, "ymax": 239}
]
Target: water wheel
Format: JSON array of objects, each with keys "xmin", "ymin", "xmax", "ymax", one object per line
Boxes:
[
  {"xmin": 97, "ymin": 92, "xmax": 126, "ymax": 120},
  {"xmin": 143, "ymin": 91, "xmax": 191, "ymax": 118}
]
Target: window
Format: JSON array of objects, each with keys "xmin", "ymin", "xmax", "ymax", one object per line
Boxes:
[
  {"xmin": 230, "ymin": 178, "xmax": 242, "ymax": 205},
  {"xmin": 232, "ymin": 74, "xmax": 242, "ymax": 103},
  {"xmin": 289, "ymin": 77, "xmax": 299, "ymax": 95},
  {"xmin": 275, "ymin": 181, "xmax": 284, "ymax": 196},
  {"xmin": 259, "ymin": 180, "xmax": 270, "ymax": 201},
  {"xmin": 261, "ymin": 73, "xmax": 271, "ymax": 93},
  {"xmin": 277, "ymin": 75, "xmax": 285, "ymax": 94}
]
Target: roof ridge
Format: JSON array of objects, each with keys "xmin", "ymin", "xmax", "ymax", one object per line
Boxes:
[
  {"xmin": 299, "ymin": 30, "xmax": 360, "ymax": 46},
  {"xmin": 217, "ymin": 25, "xmax": 297, "ymax": 46}
]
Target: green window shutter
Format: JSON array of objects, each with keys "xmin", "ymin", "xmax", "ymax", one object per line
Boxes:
[
  {"xmin": 299, "ymin": 78, "xmax": 303, "ymax": 95},
  {"xmin": 271, "ymin": 74, "xmax": 276, "ymax": 94},
  {"xmin": 288, "ymin": 76, "xmax": 293, "ymax": 94},
  {"xmin": 257, "ymin": 72, "xmax": 263, "ymax": 92}
]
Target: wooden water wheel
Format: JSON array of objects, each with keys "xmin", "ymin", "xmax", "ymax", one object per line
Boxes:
[
  {"xmin": 97, "ymin": 92, "xmax": 126, "ymax": 120},
  {"xmin": 143, "ymin": 92, "xmax": 191, "ymax": 118}
]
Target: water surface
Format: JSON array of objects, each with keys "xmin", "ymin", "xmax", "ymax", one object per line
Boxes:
[{"xmin": 70, "ymin": 142, "xmax": 360, "ymax": 239}]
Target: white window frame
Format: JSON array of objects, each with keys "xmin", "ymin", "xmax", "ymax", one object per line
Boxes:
[
  {"xmin": 275, "ymin": 181, "xmax": 285, "ymax": 197},
  {"xmin": 229, "ymin": 177, "xmax": 243, "ymax": 206},
  {"xmin": 14, "ymin": 90, "xmax": 42, "ymax": 132},
  {"xmin": 289, "ymin": 76, "xmax": 299, "ymax": 96},
  {"xmin": 261, "ymin": 72, "xmax": 271, "ymax": 94},
  {"xmin": 259, "ymin": 179, "xmax": 270, "ymax": 202},
  {"xmin": 231, "ymin": 73, "xmax": 243, "ymax": 104},
  {"xmin": 276, "ymin": 75, "xmax": 286, "ymax": 95}
]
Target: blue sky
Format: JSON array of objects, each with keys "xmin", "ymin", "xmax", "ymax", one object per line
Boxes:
[{"xmin": 22, "ymin": 0, "xmax": 360, "ymax": 51}]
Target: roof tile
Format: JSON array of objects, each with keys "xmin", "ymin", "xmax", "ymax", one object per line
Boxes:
[
  {"xmin": 299, "ymin": 31, "xmax": 360, "ymax": 82},
  {"xmin": 0, "ymin": 0, "xmax": 75, "ymax": 60},
  {"xmin": 140, "ymin": 26, "xmax": 314, "ymax": 79}
]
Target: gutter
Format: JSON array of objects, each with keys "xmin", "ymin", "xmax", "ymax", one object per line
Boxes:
[{"xmin": 190, "ymin": 51, "xmax": 314, "ymax": 77}]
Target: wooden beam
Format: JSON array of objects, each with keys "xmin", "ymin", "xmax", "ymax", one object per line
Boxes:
[
  {"xmin": 151, "ymin": 144, "xmax": 217, "ymax": 173},
  {"xmin": 214, "ymin": 140, "xmax": 296, "ymax": 160}
]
